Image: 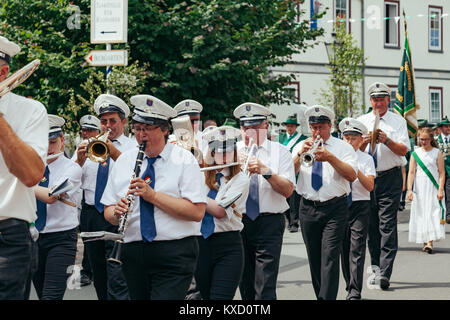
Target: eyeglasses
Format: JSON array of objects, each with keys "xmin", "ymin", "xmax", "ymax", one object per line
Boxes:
[{"xmin": 133, "ymin": 125, "xmax": 159, "ymax": 133}]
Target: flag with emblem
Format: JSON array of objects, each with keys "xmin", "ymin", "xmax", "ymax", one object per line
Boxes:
[{"xmin": 393, "ymin": 11, "xmax": 418, "ymax": 138}]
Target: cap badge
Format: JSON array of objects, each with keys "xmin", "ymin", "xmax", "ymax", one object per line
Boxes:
[
  {"xmin": 146, "ymin": 99, "xmax": 153, "ymax": 106},
  {"xmin": 220, "ymin": 129, "xmax": 226, "ymax": 135},
  {"xmin": 345, "ymin": 120, "xmax": 350, "ymax": 125},
  {"xmin": 185, "ymin": 101, "xmax": 190, "ymax": 106},
  {"xmin": 315, "ymin": 107, "xmax": 320, "ymax": 112},
  {"xmin": 376, "ymin": 84, "xmax": 380, "ymax": 88},
  {"xmin": 88, "ymin": 116, "xmax": 92, "ymax": 120},
  {"xmin": 245, "ymin": 105, "xmax": 251, "ymax": 112}
]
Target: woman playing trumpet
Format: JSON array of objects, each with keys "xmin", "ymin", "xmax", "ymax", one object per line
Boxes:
[
  {"xmin": 195, "ymin": 126, "xmax": 249, "ymax": 300},
  {"xmin": 102, "ymin": 95, "xmax": 206, "ymax": 300}
]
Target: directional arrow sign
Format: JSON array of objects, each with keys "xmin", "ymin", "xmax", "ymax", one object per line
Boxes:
[
  {"xmin": 91, "ymin": 0, "xmax": 127, "ymax": 43},
  {"xmin": 84, "ymin": 50, "xmax": 128, "ymax": 66}
]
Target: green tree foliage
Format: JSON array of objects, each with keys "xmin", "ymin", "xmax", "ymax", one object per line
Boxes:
[
  {"xmin": 317, "ymin": 22, "xmax": 366, "ymax": 119},
  {"xmin": 1, "ymin": 0, "xmax": 324, "ymax": 130}
]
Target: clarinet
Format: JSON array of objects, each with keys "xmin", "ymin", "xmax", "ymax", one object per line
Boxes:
[{"xmin": 108, "ymin": 141, "xmax": 147, "ymax": 265}]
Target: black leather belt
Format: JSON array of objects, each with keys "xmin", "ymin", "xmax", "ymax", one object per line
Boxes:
[
  {"xmin": 0, "ymin": 218, "xmax": 28, "ymax": 230},
  {"xmin": 302, "ymin": 194, "xmax": 347, "ymax": 208},
  {"xmin": 376, "ymin": 166, "xmax": 400, "ymax": 178}
]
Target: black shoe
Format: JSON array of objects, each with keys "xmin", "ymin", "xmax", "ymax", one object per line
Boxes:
[
  {"xmin": 446, "ymin": 217, "xmax": 450, "ymax": 224},
  {"xmin": 289, "ymin": 226, "xmax": 298, "ymax": 233},
  {"xmin": 80, "ymin": 274, "xmax": 92, "ymax": 287},
  {"xmin": 379, "ymin": 276, "xmax": 390, "ymax": 290},
  {"xmin": 398, "ymin": 205, "xmax": 405, "ymax": 211}
]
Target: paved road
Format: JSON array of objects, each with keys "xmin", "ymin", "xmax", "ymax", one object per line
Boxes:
[{"xmin": 29, "ymin": 201, "xmax": 450, "ymax": 300}]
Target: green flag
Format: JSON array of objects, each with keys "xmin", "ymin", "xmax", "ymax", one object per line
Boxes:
[{"xmin": 394, "ymin": 21, "xmax": 418, "ymax": 138}]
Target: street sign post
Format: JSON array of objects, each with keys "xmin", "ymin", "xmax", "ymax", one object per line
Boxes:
[
  {"xmin": 84, "ymin": 50, "xmax": 128, "ymax": 66},
  {"xmin": 91, "ymin": 0, "xmax": 128, "ymax": 44}
]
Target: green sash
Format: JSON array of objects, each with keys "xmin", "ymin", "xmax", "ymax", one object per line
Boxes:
[
  {"xmin": 283, "ymin": 131, "xmax": 298, "ymax": 146},
  {"xmin": 411, "ymin": 151, "xmax": 445, "ymax": 224}
]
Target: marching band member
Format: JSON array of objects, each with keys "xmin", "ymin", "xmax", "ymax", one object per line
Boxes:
[
  {"xmin": 233, "ymin": 102, "xmax": 296, "ymax": 300},
  {"xmin": 173, "ymin": 99, "xmax": 204, "ymax": 145},
  {"xmin": 73, "ymin": 114, "xmax": 101, "ymax": 287},
  {"xmin": 195, "ymin": 126, "xmax": 249, "ymax": 300},
  {"xmin": 357, "ymin": 82, "xmax": 410, "ymax": 290},
  {"xmin": 292, "ymin": 105, "xmax": 358, "ymax": 300},
  {"xmin": 436, "ymin": 117, "xmax": 450, "ymax": 223},
  {"xmin": 75, "ymin": 94, "xmax": 137, "ymax": 300},
  {"xmin": 338, "ymin": 118, "xmax": 375, "ymax": 300},
  {"xmin": 0, "ymin": 36, "xmax": 48, "ymax": 300},
  {"xmin": 280, "ymin": 115, "xmax": 307, "ymax": 233},
  {"xmin": 32, "ymin": 115, "xmax": 82, "ymax": 300},
  {"xmin": 102, "ymin": 95, "xmax": 206, "ymax": 300}
]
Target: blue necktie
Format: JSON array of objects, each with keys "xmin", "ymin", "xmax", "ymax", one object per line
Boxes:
[
  {"xmin": 246, "ymin": 174, "xmax": 260, "ymax": 221},
  {"xmin": 140, "ymin": 156, "xmax": 160, "ymax": 242},
  {"xmin": 347, "ymin": 182, "xmax": 353, "ymax": 207},
  {"xmin": 36, "ymin": 166, "xmax": 50, "ymax": 231},
  {"xmin": 368, "ymin": 143, "xmax": 378, "ymax": 169},
  {"xmin": 201, "ymin": 173, "xmax": 223, "ymax": 239},
  {"xmin": 94, "ymin": 157, "xmax": 110, "ymax": 213},
  {"xmin": 311, "ymin": 161, "xmax": 323, "ymax": 191}
]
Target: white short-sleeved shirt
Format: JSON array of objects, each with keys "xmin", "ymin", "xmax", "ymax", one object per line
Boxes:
[
  {"xmin": 40, "ymin": 155, "xmax": 82, "ymax": 233},
  {"xmin": 101, "ymin": 142, "xmax": 207, "ymax": 243},
  {"xmin": 357, "ymin": 111, "xmax": 411, "ymax": 172},
  {"xmin": 202, "ymin": 168, "xmax": 249, "ymax": 233},
  {"xmin": 0, "ymin": 93, "xmax": 48, "ymax": 222},
  {"xmin": 81, "ymin": 134, "xmax": 138, "ymax": 205},
  {"xmin": 293, "ymin": 136, "xmax": 358, "ymax": 201},
  {"xmin": 351, "ymin": 150, "xmax": 376, "ymax": 201},
  {"xmin": 237, "ymin": 139, "xmax": 296, "ymax": 214}
]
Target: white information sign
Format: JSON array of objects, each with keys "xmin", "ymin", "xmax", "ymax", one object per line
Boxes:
[
  {"xmin": 91, "ymin": 0, "xmax": 128, "ymax": 43},
  {"xmin": 85, "ymin": 50, "xmax": 128, "ymax": 66}
]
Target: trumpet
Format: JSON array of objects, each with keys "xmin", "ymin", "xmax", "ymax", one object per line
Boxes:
[
  {"xmin": 109, "ymin": 141, "xmax": 147, "ymax": 265},
  {"xmin": 299, "ymin": 135, "xmax": 323, "ymax": 167},
  {"xmin": 241, "ymin": 138, "xmax": 259, "ymax": 177},
  {"xmin": 86, "ymin": 128, "xmax": 111, "ymax": 163}
]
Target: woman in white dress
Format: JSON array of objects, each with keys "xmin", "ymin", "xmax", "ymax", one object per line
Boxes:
[{"xmin": 407, "ymin": 128, "xmax": 446, "ymax": 253}]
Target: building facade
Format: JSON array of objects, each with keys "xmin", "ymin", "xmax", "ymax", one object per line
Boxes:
[{"xmin": 269, "ymin": 0, "xmax": 449, "ymax": 134}]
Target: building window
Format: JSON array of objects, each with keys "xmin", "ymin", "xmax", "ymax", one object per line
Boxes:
[
  {"xmin": 385, "ymin": 1, "xmax": 399, "ymax": 48},
  {"xmin": 388, "ymin": 85, "xmax": 397, "ymax": 112},
  {"xmin": 335, "ymin": 0, "xmax": 349, "ymax": 31},
  {"xmin": 429, "ymin": 6, "xmax": 443, "ymax": 52},
  {"xmin": 429, "ymin": 87, "xmax": 443, "ymax": 123},
  {"xmin": 284, "ymin": 81, "xmax": 301, "ymax": 104}
]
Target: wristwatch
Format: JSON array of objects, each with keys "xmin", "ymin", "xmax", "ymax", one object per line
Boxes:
[{"xmin": 263, "ymin": 168, "xmax": 273, "ymax": 180}]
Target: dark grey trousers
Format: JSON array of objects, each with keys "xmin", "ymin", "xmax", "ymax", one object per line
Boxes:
[
  {"xmin": 299, "ymin": 196, "xmax": 348, "ymax": 300},
  {"xmin": 0, "ymin": 219, "xmax": 32, "ymax": 300},
  {"xmin": 341, "ymin": 200, "xmax": 370, "ymax": 299},
  {"xmin": 239, "ymin": 214, "xmax": 285, "ymax": 300},
  {"xmin": 445, "ymin": 174, "xmax": 450, "ymax": 219},
  {"xmin": 367, "ymin": 167, "xmax": 402, "ymax": 280}
]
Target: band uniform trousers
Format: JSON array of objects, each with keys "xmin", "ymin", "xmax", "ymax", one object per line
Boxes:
[
  {"xmin": 445, "ymin": 174, "xmax": 450, "ymax": 219},
  {"xmin": 32, "ymin": 228, "xmax": 77, "ymax": 300},
  {"xmin": 24, "ymin": 238, "xmax": 39, "ymax": 300},
  {"xmin": 367, "ymin": 166, "xmax": 402, "ymax": 280},
  {"xmin": 195, "ymin": 231, "xmax": 244, "ymax": 300},
  {"xmin": 299, "ymin": 196, "xmax": 348, "ymax": 300},
  {"xmin": 121, "ymin": 236, "xmax": 199, "ymax": 300},
  {"xmin": 83, "ymin": 203, "xmax": 129, "ymax": 300},
  {"xmin": 79, "ymin": 197, "xmax": 92, "ymax": 280},
  {"xmin": 286, "ymin": 191, "xmax": 301, "ymax": 229},
  {"xmin": 239, "ymin": 213, "xmax": 285, "ymax": 300},
  {"xmin": 341, "ymin": 200, "xmax": 370, "ymax": 299},
  {"xmin": 0, "ymin": 219, "xmax": 33, "ymax": 300}
]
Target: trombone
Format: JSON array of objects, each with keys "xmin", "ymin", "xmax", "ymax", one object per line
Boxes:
[{"xmin": 0, "ymin": 59, "xmax": 40, "ymax": 98}]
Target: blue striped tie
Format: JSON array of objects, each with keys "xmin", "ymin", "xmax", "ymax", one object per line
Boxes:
[
  {"xmin": 140, "ymin": 156, "xmax": 160, "ymax": 242},
  {"xmin": 368, "ymin": 143, "xmax": 377, "ymax": 169},
  {"xmin": 311, "ymin": 161, "xmax": 323, "ymax": 191},
  {"xmin": 245, "ymin": 174, "xmax": 260, "ymax": 221},
  {"xmin": 201, "ymin": 173, "xmax": 223, "ymax": 238},
  {"xmin": 347, "ymin": 182, "xmax": 353, "ymax": 207},
  {"xmin": 36, "ymin": 166, "xmax": 50, "ymax": 231},
  {"xmin": 94, "ymin": 157, "xmax": 110, "ymax": 212}
]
